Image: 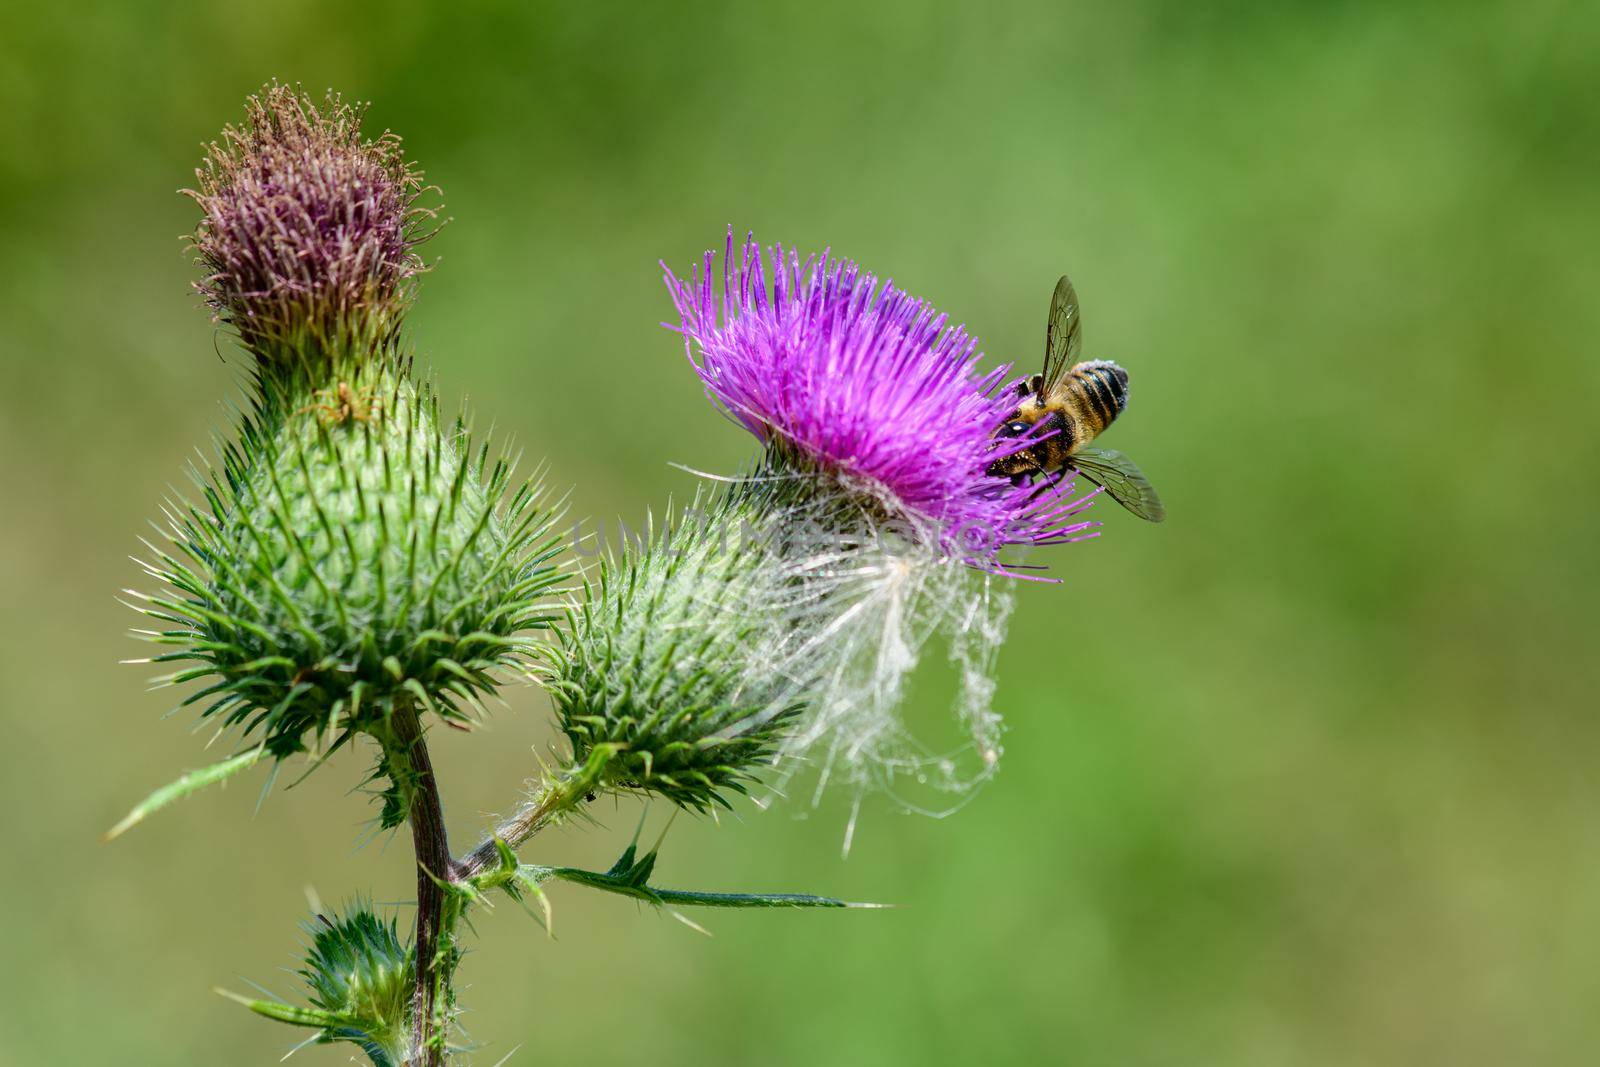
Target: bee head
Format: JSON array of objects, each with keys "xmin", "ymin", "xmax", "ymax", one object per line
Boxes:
[{"xmin": 987, "ymin": 411, "xmax": 1041, "ymax": 478}]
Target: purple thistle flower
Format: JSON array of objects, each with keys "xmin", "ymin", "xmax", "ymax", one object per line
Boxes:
[
  {"xmin": 663, "ymin": 230, "xmax": 1099, "ymax": 571},
  {"xmin": 186, "ymin": 84, "xmax": 438, "ymax": 357}
]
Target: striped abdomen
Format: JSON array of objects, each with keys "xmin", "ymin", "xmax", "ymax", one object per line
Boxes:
[{"xmin": 1048, "ymin": 359, "xmax": 1129, "ymax": 451}]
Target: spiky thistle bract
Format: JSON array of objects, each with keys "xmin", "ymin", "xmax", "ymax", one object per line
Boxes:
[
  {"xmin": 543, "ymin": 486, "xmax": 810, "ymax": 811},
  {"xmin": 132, "ymin": 359, "xmax": 563, "ymax": 821}
]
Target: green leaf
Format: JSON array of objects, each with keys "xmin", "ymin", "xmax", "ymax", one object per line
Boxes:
[
  {"xmin": 214, "ymin": 987, "xmax": 345, "ymax": 1030},
  {"xmin": 519, "ymin": 842, "xmax": 882, "ymax": 911}
]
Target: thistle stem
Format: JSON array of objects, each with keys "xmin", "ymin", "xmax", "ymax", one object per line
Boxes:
[
  {"xmin": 455, "ymin": 789, "xmax": 568, "ymax": 882},
  {"xmin": 454, "ymin": 746, "xmax": 615, "ymax": 882},
  {"xmin": 388, "ymin": 704, "xmax": 456, "ymax": 1067}
]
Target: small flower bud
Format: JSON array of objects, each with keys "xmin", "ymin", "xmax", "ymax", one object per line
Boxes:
[
  {"xmin": 218, "ymin": 902, "xmax": 414, "ymax": 1065},
  {"xmin": 306, "ymin": 905, "xmax": 412, "ymax": 1031}
]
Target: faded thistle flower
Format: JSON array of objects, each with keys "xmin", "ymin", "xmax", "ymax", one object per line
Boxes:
[
  {"xmin": 186, "ymin": 83, "xmax": 437, "ymax": 372},
  {"xmin": 122, "ymin": 86, "xmax": 561, "ymax": 833}
]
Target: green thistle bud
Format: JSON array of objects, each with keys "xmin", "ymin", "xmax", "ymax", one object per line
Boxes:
[
  {"xmin": 133, "ymin": 359, "xmax": 563, "ymax": 816},
  {"xmin": 544, "ymin": 488, "xmax": 807, "ymax": 811},
  {"xmin": 302, "ymin": 905, "xmax": 414, "ymax": 1061},
  {"xmin": 222, "ymin": 902, "xmax": 414, "ymax": 1067}
]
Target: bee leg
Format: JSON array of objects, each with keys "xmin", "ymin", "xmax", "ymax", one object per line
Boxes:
[{"xmin": 1024, "ymin": 465, "xmax": 1069, "ymax": 502}]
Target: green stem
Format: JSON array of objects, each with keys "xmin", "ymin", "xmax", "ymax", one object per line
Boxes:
[{"xmin": 453, "ymin": 745, "xmax": 615, "ymax": 882}]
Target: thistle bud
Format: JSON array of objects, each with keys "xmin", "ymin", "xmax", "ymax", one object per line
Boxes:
[
  {"xmin": 303, "ymin": 905, "xmax": 414, "ymax": 1055},
  {"xmin": 544, "ymin": 490, "xmax": 809, "ymax": 810},
  {"xmin": 224, "ymin": 903, "xmax": 414, "ymax": 1067},
  {"xmin": 135, "ymin": 361, "xmax": 562, "ymax": 819},
  {"xmin": 186, "ymin": 83, "xmax": 435, "ymax": 371}
]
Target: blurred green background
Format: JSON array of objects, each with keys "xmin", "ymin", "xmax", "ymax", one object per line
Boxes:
[{"xmin": 2, "ymin": 2, "xmax": 1597, "ymax": 1064}]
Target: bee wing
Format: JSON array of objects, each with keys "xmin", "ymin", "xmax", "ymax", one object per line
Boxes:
[
  {"xmin": 1042, "ymin": 274, "xmax": 1083, "ymax": 393},
  {"xmin": 1070, "ymin": 446, "xmax": 1165, "ymax": 522}
]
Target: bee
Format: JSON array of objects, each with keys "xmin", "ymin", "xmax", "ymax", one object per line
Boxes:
[
  {"xmin": 297, "ymin": 381, "xmax": 382, "ymax": 426},
  {"xmin": 988, "ymin": 274, "xmax": 1165, "ymax": 522}
]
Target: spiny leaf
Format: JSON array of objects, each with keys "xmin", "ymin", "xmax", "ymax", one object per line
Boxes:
[
  {"xmin": 214, "ymin": 987, "xmax": 345, "ymax": 1030},
  {"xmin": 518, "ymin": 842, "xmax": 881, "ymax": 911}
]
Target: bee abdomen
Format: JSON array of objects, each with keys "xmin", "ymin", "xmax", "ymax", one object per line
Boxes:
[{"xmin": 1064, "ymin": 360, "xmax": 1129, "ymax": 435}]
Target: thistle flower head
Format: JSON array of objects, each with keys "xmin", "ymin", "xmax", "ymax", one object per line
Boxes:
[
  {"xmin": 664, "ymin": 230, "xmax": 1097, "ymax": 569},
  {"xmin": 187, "ymin": 83, "xmax": 435, "ymax": 363},
  {"xmin": 652, "ymin": 234, "xmax": 1108, "ymax": 811}
]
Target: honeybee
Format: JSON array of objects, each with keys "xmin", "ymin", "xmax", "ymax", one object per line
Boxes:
[{"xmin": 988, "ymin": 274, "xmax": 1165, "ymax": 521}]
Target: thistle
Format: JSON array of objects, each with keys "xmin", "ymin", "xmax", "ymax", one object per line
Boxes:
[
  {"xmin": 132, "ymin": 366, "xmax": 561, "ymax": 804},
  {"xmin": 128, "ymin": 115, "xmax": 563, "ymax": 828},
  {"xmin": 121, "ymin": 84, "xmax": 565, "ymax": 1064},
  {"xmin": 664, "ymin": 229, "xmax": 1097, "ymax": 566},
  {"xmin": 115, "ymin": 88, "xmax": 1139, "ymax": 1067},
  {"xmin": 659, "ymin": 231, "xmax": 1099, "ymax": 803}
]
